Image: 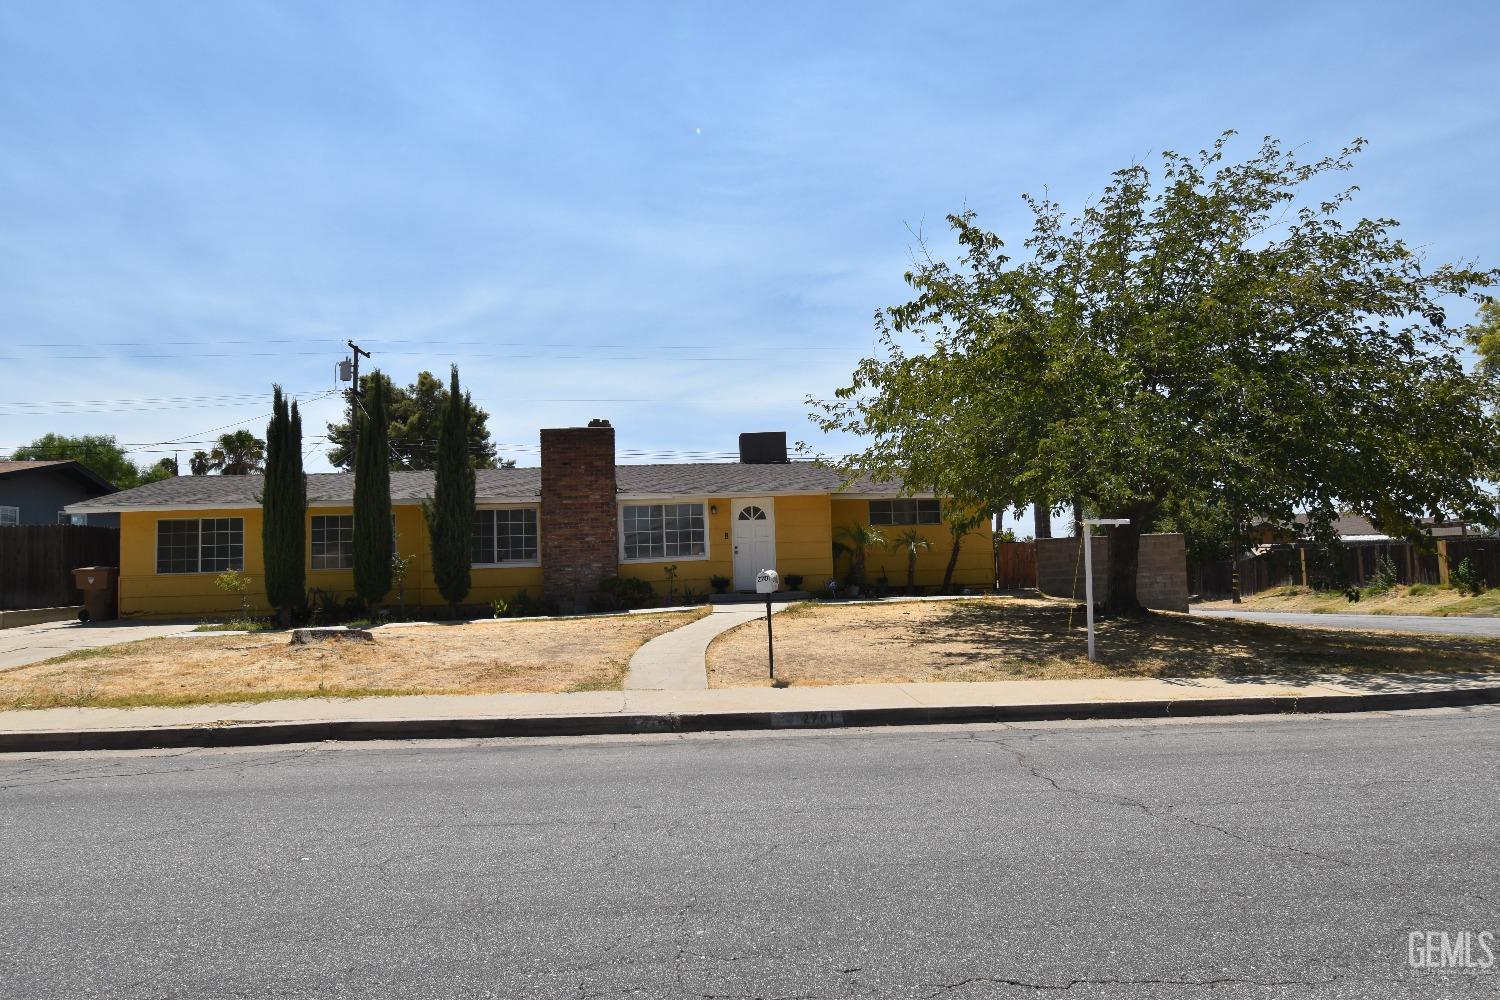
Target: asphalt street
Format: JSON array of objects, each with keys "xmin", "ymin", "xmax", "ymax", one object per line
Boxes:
[
  {"xmin": 2, "ymin": 709, "xmax": 1497, "ymax": 999},
  {"xmin": 1189, "ymin": 607, "xmax": 1500, "ymax": 637}
]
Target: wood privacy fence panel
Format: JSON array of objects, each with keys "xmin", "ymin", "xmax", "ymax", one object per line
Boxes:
[
  {"xmin": 0, "ymin": 525, "xmax": 119, "ymax": 610},
  {"xmin": 1197, "ymin": 538, "xmax": 1499, "ymax": 598},
  {"xmin": 1443, "ymin": 539, "xmax": 1500, "ymax": 587},
  {"xmin": 994, "ymin": 541, "xmax": 1037, "ymax": 590}
]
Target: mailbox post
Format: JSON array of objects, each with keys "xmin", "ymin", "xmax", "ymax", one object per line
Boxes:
[{"xmin": 756, "ymin": 570, "xmax": 780, "ymax": 681}]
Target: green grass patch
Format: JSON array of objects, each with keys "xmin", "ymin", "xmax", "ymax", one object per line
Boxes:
[{"xmin": 193, "ymin": 618, "xmax": 280, "ymax": 633}]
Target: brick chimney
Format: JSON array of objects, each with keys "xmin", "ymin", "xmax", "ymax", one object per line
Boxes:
[{"xmin": 540, "ymin": 419, "xmax": 618, "ymax": 611}]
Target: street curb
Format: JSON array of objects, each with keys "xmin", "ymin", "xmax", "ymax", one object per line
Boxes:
[{"xmin": 3, "ymin": 684, "xmax": 1499, "ymax": 753}]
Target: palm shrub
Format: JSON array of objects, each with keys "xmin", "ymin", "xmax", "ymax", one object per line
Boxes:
[
  {"xmin": 890, "ymin": 528, "xmax": 933, "ymax": 594},
  {"xmin": 834, "ymin": 523, "xmax": 886, "ymax": 590},
  {"xmin": 353, "ymin": 371, "xmax": 394, "ymax": 614},
  {"xmin": 941, "ymin": 507, "xmax": 986, "ymax": 592},
  {"xmin": 261, "ymin": 386, "xmax": 307, "ymax": 627},
  {"xmin": 426, "ymin": 365, "xmax": 475, "ymax": 616}
]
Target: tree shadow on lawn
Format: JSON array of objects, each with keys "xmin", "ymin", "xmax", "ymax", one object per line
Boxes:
[{"xmin": 894, "ymin": 600, "xmax": 1500, "ymax": 686}]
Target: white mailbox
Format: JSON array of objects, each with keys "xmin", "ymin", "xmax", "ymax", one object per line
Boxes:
[{"xmin": 755, "ymin": 569, "xmax": 779, "ymax": 595}]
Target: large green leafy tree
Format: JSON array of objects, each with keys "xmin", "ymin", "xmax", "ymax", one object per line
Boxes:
[
  {"xmin": 1469, "ymin": 299, "xmax": 1500, "ymax": 374},
  {"xmin": 326, "ymin": 370, "xmax": 508, "ymax": 470},
  {"xmin": 426, "ymin": 365, "xmax": 476, "ymax": 615},
  {"xmin": 352, "ymin": 373, "xmax": 394, "ymax": 612},
  {"xmin": 813, "ymin": 133, "xmax": 1498, "ymax": 613},
  {"xmin": 261, "ymin": 386, "xmax": 307, "ymax": 626},
  {"xmin": 9, "ymin": 433, "xmax": 174, "ymax": 489}
]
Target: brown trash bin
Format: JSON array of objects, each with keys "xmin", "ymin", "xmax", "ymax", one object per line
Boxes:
[{"xmin": 72, "ymin": 566, "xmax": 119, "ymax": 622}]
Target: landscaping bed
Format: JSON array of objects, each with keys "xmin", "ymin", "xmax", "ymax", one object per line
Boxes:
[
  {"xmin": 706, "ymin": 596, "xmax": 1500, "ymax": 688},
  {"xmin": 0, "ymin": 610, "xmax": 707, "ymax": 710},
  {"xmin": 1197, "ymin": 584, "xmax": 1500, "ymax": 617}
]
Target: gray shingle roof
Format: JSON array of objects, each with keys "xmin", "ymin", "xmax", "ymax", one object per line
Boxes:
[{"xmin": 65, "ymin": 463, "xmax": 909, "ymax": 513}]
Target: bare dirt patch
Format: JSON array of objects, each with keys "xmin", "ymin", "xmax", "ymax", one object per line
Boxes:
[
  {"xmin": 1, "ymin": 610, "xmax": 707, "ymax": 710},
  {"xmin": 706, "ymin": 597, "xmax": 1500, "ymax": 688}
]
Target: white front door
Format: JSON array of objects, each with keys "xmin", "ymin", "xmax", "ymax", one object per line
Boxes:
[{"xmin": 731, "ymin": 498, "xmax": 776, "ymax": 592}]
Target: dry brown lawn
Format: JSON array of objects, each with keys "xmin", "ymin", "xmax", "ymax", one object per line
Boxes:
[
  {"xmin": 1198, "ymin": 584, "xmax": 1500, "ymax": 617},
  {"xmin": 707, "ymin": 596, "xmax": 1500, "ymax": 688},
  {"xmin": 1, "ymin": 610, "xmax": 707, "ymax": 710}
]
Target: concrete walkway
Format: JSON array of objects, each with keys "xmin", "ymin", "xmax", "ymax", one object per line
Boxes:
[
  {"xmin": 624, "ymin": 603, "xmax": 793, "ymax": 690},
  {"xmin": 1190, "ymin": 607, "xmax": 1500, "ymax": 637},
  {"xmin": 0, "ymin": 619, "xmax": 201, "ymax": 672}
]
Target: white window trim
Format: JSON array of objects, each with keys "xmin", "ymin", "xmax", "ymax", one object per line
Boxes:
[
  {"xmin": 155, "ymin": 516, "xmax": 245, "ymax": 575},
  {"xmin": 472, "ymin": 504, "xmax": 541, "ymax": 568},
  {"xmin": 618, "ymin": 498, "xmax": 712, "ymax": 564}
]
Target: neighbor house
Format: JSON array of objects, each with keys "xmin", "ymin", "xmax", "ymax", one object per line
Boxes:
[
  {"xmin": 64, "ymin": 423, "xmax": 995, "ymax": 617},
  {"xmin": 0, "ymin": 460, "xmax": 119, "ymax": 527}
]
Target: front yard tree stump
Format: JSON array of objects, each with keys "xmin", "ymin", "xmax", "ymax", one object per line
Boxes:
[{"xmin": 290, "ymin": 627, "xmax": 375, "ymax": 645}]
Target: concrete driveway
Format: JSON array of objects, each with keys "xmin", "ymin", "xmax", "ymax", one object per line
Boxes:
[
  {"xmin": 0, "ymin": 619, "xmax": 200, "ymax": 672},
  {"xmin": 1190, "ymin": 606, "xmax": 1500, "ymax": 637}
]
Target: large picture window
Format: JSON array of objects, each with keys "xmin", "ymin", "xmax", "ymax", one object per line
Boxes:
[
  {"xmin": 622, "ymin": 503, "xmax": 706, "ymax": 560},
  {"xmin": 311, "ymin": 515, "xmax": 354, "ymax": 569},
  {"xmin": 156, "ymin": 517, "xmax": 244, "ymax": 574},
  {"xmin": 868, "ymin": 499, "xmax": 941, "ymax": 525},
  {"xmin": 472, "ymin": 508, "xmax": 539, "ymax": 564}
]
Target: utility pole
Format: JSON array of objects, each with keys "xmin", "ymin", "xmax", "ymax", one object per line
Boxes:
[{"xmin": 344, "ymin": 340, "xmax": 371, "ymax": 469}]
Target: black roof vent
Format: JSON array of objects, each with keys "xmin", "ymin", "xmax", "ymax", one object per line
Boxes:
[{"xmin": 738, "ymin": 432, "xmax": 788, "ymax": 464}]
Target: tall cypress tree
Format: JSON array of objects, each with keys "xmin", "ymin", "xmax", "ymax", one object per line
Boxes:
[
  {"xmin": 262, "ymin": 386, "xmax": 306, "ymax": 627},
  {"xmin": 427, "ymin": 364, "xmax": 475, "ymax": 616},
  {"xmin": 353, "ymin": 371, "xmax": 393, "ymax": 614}
]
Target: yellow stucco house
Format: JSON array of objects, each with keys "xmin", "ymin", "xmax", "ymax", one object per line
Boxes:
[{"xmin": 65, "ymin": 425, "xmax": 995, "ymax": 618}]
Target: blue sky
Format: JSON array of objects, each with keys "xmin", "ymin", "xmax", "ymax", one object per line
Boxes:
[{"xmin": 1, "ymin": 1, "xmax": 1496, "ymax": 528}]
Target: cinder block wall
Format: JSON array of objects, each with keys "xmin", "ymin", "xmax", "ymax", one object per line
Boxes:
[
  {"xmin": 1135, "ymin": 533, "xmax": 1189, "ymax": 611},
  {"xmin": 1034, "ymin": 533, "xmax": 1188, "ymax": 612},
  {"xmin": 540, "ymin": 422, "xmax": 618, "ymax": 611}
]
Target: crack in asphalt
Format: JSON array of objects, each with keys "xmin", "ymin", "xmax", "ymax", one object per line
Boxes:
[
  {"xmin": 921, "ymin": 972, "xmax": 1344, "ymax": 994},
  {"xmin": 949, "ymin": 731, "xmax": 1361, "ymax": 870},
  {"xmin": 0, "ymin": 746, "xmax": 317, "ymax": 794}
]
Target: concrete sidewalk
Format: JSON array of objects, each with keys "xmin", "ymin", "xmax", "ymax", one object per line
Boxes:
[
  {"xmin": 1190, "ymin": 607, "xmax": 1500, "ymax": 637},
  {"xmin": 0, "ymin": 619, "xmax": 201, "ymax": 672},
  {"xmin": 4, "ymin": 672, "xmax": 1498, "ymax": 752}
]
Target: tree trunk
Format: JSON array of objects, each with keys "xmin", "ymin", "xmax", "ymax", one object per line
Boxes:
[
  {"xmin": 907, "ymin": 551, "xmax": 917, "ymax": 594},
  {"xmin": 1032, "ymin": 500, "xmax": 1051, "ymax": 539},
  {"xmin": 1071, "ymin": 500, "xmax": 1083, "ymax": 536},
  {"xmin": 1103, "ymin": 507, "xmax": 1154, "ymax": 615},
  {"xmin": 942, "ymin": 537, "xmax": 962, "ymax": 591}
]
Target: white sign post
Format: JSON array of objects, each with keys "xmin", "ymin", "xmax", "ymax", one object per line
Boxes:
[{"xmin": 1081, "ymin": 518, "xmax": 1130, "ymax": 662}]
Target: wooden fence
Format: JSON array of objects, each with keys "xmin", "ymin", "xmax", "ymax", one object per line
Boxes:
[
  {"xmin": 994, "ymin": 541, "xmax": 1037, "ymax": 590},
  {"xmin": 1193, "ymin": 538, "xmax": 1499, "ymax": 598},
  {"xmin": 0, "ymin": 524, "xmax": 119, "ymax": 610}
]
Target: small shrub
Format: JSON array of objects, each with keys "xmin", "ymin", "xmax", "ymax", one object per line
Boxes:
[
  {"xmin": 1364, "ymin": 554, "xmax": 1399, "ymax": 595},
  {"xmin": 1451, "ymin": 557, "xmax": 1486, "ymax": 596},
  {"xmin": 783, "ymin": 574, "xmax": 804, "ymax": 591},
  {"xmin": 214, "ymin": 570, "xmax": 252, "ymax": 615},
  {"xmin": 491, "ymin": 598, "xmax": 508, "ymax": 618},
  {"xmin": 1407, "ymin": 583, "xmax": 1437, "ymax": 596},
  {"xmin": 506, "ymin": 588, "xmax": 558, "ymax": 617},
  {"xmin": 710, "ymin": 575, "xmax": 731, "ymax": 594},
  {"xmin": 589, "ymin": 576, "xmax": 656, "ymax": 612},
  {"xmin": 679, "ymin": 587, "xmax": 706, "ymax": 605}
]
